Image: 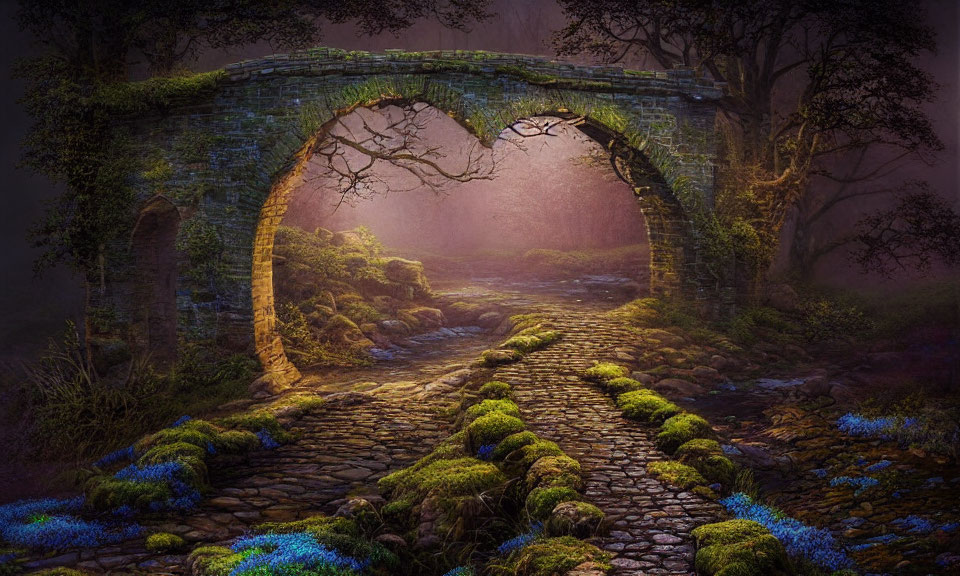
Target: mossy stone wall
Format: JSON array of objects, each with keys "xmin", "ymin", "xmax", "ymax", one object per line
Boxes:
[{"xmin": 92, "ymin": 48, "xmax": 721, "ymax": 380}]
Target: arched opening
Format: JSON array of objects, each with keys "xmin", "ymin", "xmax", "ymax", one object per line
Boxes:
[
  {"xmin": 252, "ymin": 100, "xmax": 678, "ymax": 383},
  {"xmin": 131, "ymin": 197, "xmax": 181, "ymax": 366}
]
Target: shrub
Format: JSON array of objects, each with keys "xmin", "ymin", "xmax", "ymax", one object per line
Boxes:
[
  {"xmin": 647, "ymin": 461, "xmax": 707, "ymax": 490},
  {"xmin": 657, "ymin": 413, "xmax": 715, "ymax": 454},
  {"xmin": 145, "ymin": 532, "xmax": 185, "ymax": 552},
  {"xmin": 479, "ymin": 381, "xmax": 512, "ymax": 399},
  {"xmin": 582, "ymin": 363, "xmax": 628, "ymax": 383}
]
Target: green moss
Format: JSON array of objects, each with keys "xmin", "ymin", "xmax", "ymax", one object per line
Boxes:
[
  {"xmin": 138, "ymin": 441, "xmax": 206, "ymax": 465},
  {"xmin": 605, "ymin": 377, "xmax": 646, "ymax": 394},
  {"xmin": 145, "ymin": 532, "xmax": 186, "ymax": 553},
  {"xmin": 478, "ymin": 381, "xmax": 513, "ymax": 399},
  {"xmin": 499, "ymin": 536, "xmax": 610, "ymax": 576},
  {"xmin": 617, "ymin": 390, "xmax": 681, "ymax": 423},
  {"xmin": 86, "ymin": 476, "xmax": 170, "ymax": 511},
  {"xmin": 692, "ymin": 520, "xmax": 771, "ymax": 547},
  {"xmin": 379, "ymin": 457, "xmax": 506, "ymax": 501},
  {"xmin": 675, "ymin": 438, "xmax": 724, "ymax": 460},
  {"xmin": 480, "ymin": 348, "xmax": 523, "ymax": 366},
  {"xmin": 255, "ymin": 515, "xmax": 396, "ymax": 568},
  {"xmin": 647, "ymin": 461, "xmax": 707, "ymax": 490},
  {"xmin": 508, "ymin": 440, "xmax": 566, "ymax": 469},
  {"xmin": 464, "ymin": 399, "xmax": 522, "ymax": 422},
  {"xmin": 545, "ymin": 501, "xmax": 605, "ymax": 537},
  {"xmin": 189, "ymin": 545, "xmax": 246, "ymax": 576},
  {"xmin": 492, "ymin": 431, "xmax": 538, "ymax": 460},
  {"xmin": 212, "ymin": 429, "xmax": 261, "ymax": 453},
  {"xmin": 526, "ymin": 455, "xmax": 583, "ymax": 491},
  {"xmin": 695, "ymin": 533, "xmax": 791, "ymax": 576},
  {"xmin": 466, "ymin": 412, "xmax": 526, "ymax": 448},
  {"xmin": 90, "ymin": 70, "xmax": 225, "ymax": 115},
  {"xmin": 583, "ymin": 362, "xmax": 628, "ymax": 382},
  {"xmin": 526, "ymin": 486, "xmax": 582, "ymax": 520},
  {"xmin": 31, "ymin": 570, "xmax": 90, "ymax": 576},
  {"xmin": 215, "ymin": 412, "xmax": 289, "ymax": 443},
  {"xmin": 501, "ymin": 329, "xmax": 561, "ymax": 354},
  {"xmin": 657, "ymin": 413, "xmax": 715, "ymax": 454}
]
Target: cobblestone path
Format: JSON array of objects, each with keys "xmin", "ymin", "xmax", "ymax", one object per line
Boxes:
[
  {"xmin": 494, "ymin": 302, "xmax": 720, "ymax": 576},
  {"xmin": 23, "ymin": 285, "xmax": 720, "ymax": 575}
]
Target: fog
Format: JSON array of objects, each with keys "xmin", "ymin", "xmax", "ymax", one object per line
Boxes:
[{"xmin": 281, "ymin": 107, "xmax": 649, "ymax": 259}]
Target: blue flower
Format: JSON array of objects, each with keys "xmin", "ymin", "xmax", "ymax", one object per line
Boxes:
[
  {"xmin": 497, "ymin": 522, "xmax": 543, "ymax": 555},
  {"xmin": 93, "ymin": 445, "xmax": 136, "ymax": 468},
  {"xmin": 113, "ymin": 461, "xmax": 201, "ymax": 512},
  {"xmin": 836, "ymin": 412, "xmax": 918, "ymax": 440},
  {"xmin": 0, "ymin": 497, "xmax": 140, "ymax": 550},
  {"xmin": 476, "ymin": 444, "xmax": 496, "ymax": 461},
  {"xmin": 228, "ymin": 532, "xmax": 364, "ymax": 576},
  {"xmin": 830, "ymin": 476, "xmax": 879, "ymax": 496},
  {"xmin": 719, "ymin": 493, "xmax": 852, "ymax": 571},
  {"xmin": 171, "ymin": 415, "xmax": 192, "ymax": 427},
  {"xmin": 256, "ymin": 428, "xmax": 280, "ymax": 449},
  {"xmin": 442, "ymin": 567, "xmax": 475, "ymax": 576},
  {"xmin": 864, "ymin": 460, "xmax": 892, "ymax": 472},
  {"xmin": 811, "ymin": 468, "xmax": 828, "ymax": 479}
]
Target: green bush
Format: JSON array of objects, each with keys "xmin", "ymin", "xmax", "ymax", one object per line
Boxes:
[{"xmin": 657, "ymin": 413, "xmax": 715, "ymax": 454}]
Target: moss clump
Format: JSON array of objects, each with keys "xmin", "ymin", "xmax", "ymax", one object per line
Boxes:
[
  {"xmin": 379, "ymin": 457, "xmax": 506, "ymax": 501},
  {"xmin": 145, "ymin": 532, "xmax": 185, "ymax": 552},
  {"xmin": 189, "ymin": 546, "xmax": 238, "ymax": 576},
  {"xmin": 657, "ymin": 413, "xmax": 715, "ymax": 454},
  {"xmin": 492, "ymin": 431, "xmax": 538, "ymax": 460},
  {"xmin": 479, "ymin": 381, "xmax": 512, "ymax": 399},
  {"xmin": 605, "ymin": 377, "xmax": 646, "ymax": 394},
  {"xmin": 507, "ymin": 440, "xmax": 566, "ymax": 469},
  {"xmin": 526, "ymin": 455, "xmax": 583, "ymax": 491},
  {"xmin": 617, "ymin": 390, "xmax": 681, "ymax": 423},
  {"xmin": 138, "ymin": 441, "xmax": 206, "ymax": 465},
  {"xmin": 480, "ymin": 348, "xmax": 523, "ymax": 366},
  {"xmin": 86, "ymin": 476, "xmax": 171, "ymax": 510},
  {"xmin": 215, "ymin": 412, "xmax": 289, "ymax": 443},
  {"xmin": 675, "ymin": 439, "xmax": 736, "ymax": 486},
  {"xmin": 255, "ymin": 515, "xmax": 395, "ymax": 568},
  {"xmin": 464, "ymin": 399, "xmax": 521, "ymax": 422},
  {"xmin": 466, "ymin": 412, "xmax": 526, "ymax": 449},
  {"xmin": 692, "ymin": 520, "xmax": 791, "ymax": 576},
  {"xmin": 545, "ymin": 501, "xmax": 605, "ymax": 538},
  {"xmin": 526, "ymin": 486, "xmax": 581, "ymax": 520},
  {"xmin": 500, "ymin": 536, "xmax": 610, "ymax": 576},
  {"xmin": 583, "ymin": 362, "xmax": 628, "ymax": 382},
  {"xmin": 647, "ymin": 461, "xmax": 707, "ymax": 490},
  {"xmin": 31, "ymin": 570, "xmax": 90, "ymax": 576},
  {"xmin": 501, "ymin": 329, "xmax": 561, "ymax": 354},
  {"xmin": 675, "ymin": 438, "xmax": 724, "ymax": 460}
]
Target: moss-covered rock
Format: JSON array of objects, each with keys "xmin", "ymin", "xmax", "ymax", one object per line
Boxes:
[
  {"xmin": 674, "ymin": 438, "xmax": 724, "ymax": 461},
  {"xmin": 647, "ymin": 461, "xmax": 707, "ymax": 490},
  {"xmin": 604, "ymin": 377, "xmax": 646, "ymax": 394},
  {"xmin": 466, "ymin": 412, "xmax": 526, "ymax": 449},
  {"xmin": 145, "ymin": 532, "xmax": 185, "ymax": 552},
  {"xmin": 499, "ymin": 536, "xmax": 610, "ymax": 576},
  {"xmin": 526, "ymin": 486, "xmax": 582, "ymax": 520},
  {"xmin": 479, "ymin": 380, "xmax": 512, "ymax": 399},
  {"xmin": 379, "ymin": 457, "xmax": 506, "ymax": 501},
  {"xmin": 526, "ymin": 455, "xmax": 583, "ymax": 491},
  {"xmin": 617, "ymin": 390, "xmax": 681, "ymax": 423},
  {"xmin": 583, "ymin": 362, "xmax": 628, "ymax": 383},
  {"xmin": 481, "ymin": 348, "xmax": 523, "ymax": 366},
  {"xmin": 506, "ymin": 440, "xmax": 566, "ymax": 470},
  {"xmin": 692, "ymin": 520, "xmax": 792, "ymax": 576},
  {"xmin": 657, "ymin": 413, "xmax": 715, "ymax": 454},
  {"xmin": 493, "ymin": 431, "xmax": 539, "ymax": 460},
  {"xmin": 674, "ymin": 439, "xmax": 735, "ymax": 486},
  {"xmin": 464, "ymin": 399, "xmax": 522, "ymax": 422},
  {"xmin": 545, "ymin": 502, "xmax": 605, "ymax": 539}
]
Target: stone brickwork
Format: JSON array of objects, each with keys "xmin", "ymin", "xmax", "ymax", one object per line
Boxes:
[{"xmin": 95, "ymin": 48, "xmax": 721, "ymax": 381}]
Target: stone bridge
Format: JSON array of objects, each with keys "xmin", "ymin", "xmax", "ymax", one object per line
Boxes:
[{"xmin": 89, "ymin": 48, "xmax": 722, "ymax": 383}]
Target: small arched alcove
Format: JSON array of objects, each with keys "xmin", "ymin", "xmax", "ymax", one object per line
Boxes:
[{"xmin": 130, "ymin": 196, "xmax": 181, "ymax": 365}]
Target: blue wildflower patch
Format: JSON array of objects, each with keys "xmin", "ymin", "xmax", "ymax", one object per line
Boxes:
[
  {"xmin": 830, "ymin": 476, "xmax": 880, "ymax": 496},
  {"xmin": 256, "ymin": 428, "xmax": 280, "ymax": 450},
  {"xmin": 476, "ymin": 444, "xmax": 496, "ymax": 461},
  {"xmin": 719, "ymin": 493, "xmax": 852, "ymax": 571},
  {"xmin": 93, "ymin": 445, "xmax": 137, "ymax": 469},
  {"xmin": 497, "ymin": 522, "xmax": 544, "ymax": 555},
  {"xmin": 836, "ymin": 412, "xmax": 919, "ymax": 440},
  {"xmin": 811, "ymin": 468, "xmax": 828, "ymax": 479},
  {"xmin": 228, "ymin": 532, "xmax": 364, "ymax": 576},
  {"xmin": 0, "ymin": 497, "xmax": 140, "ymax": 551},
  {"xmin": 864, "ymin": 460, "xmax": 892, "ymax": 472},
  {"xmin": 113, "ymin": 461, "xmax": 202, "ymax": 512},
  {"xmin": 171, "ymin": 415, "xmax": 192, "ymax": 427}
]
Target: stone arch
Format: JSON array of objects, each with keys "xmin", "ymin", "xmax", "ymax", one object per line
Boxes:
[
  {"xmin": 130, "ymin": 196, "xmax": 181, "ymax": 365},
  {"xmin": 102, "ymin": 49, "xmax": 720, "ymax": 381},
  {"xmin": 251, "ymin": 100, "xmax": 697, "ymax": 384}
]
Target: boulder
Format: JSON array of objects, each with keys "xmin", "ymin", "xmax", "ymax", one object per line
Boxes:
[
  {"xmin": 335, "ymin": 498, "xmax": 375, "ymax": 519},
  {"xmin": 248, "ymin": 371, "xmax": 292, "ymax": 398},
  {"xmin": 478, "ymin": 311, "xmax": 503, "ymax": 328},
  {"xmin": 651, "ymin": 378, "xmax": 706, "ymax": 397},
  {"xmin": 629, "ymin": 371, "xmax": 656, "ymax": 385},
  {"xmin": 546, "ymin": 501, "xmax": 605, "ymax": 538},
  {"xmin": 764, "ymin": 283, "xmax": 800, "ymax": 312}
]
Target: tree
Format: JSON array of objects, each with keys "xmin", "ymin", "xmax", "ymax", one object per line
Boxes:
[{"xmin": 555, "ymin": 0, "xmax": 943, "ymax": 278}]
